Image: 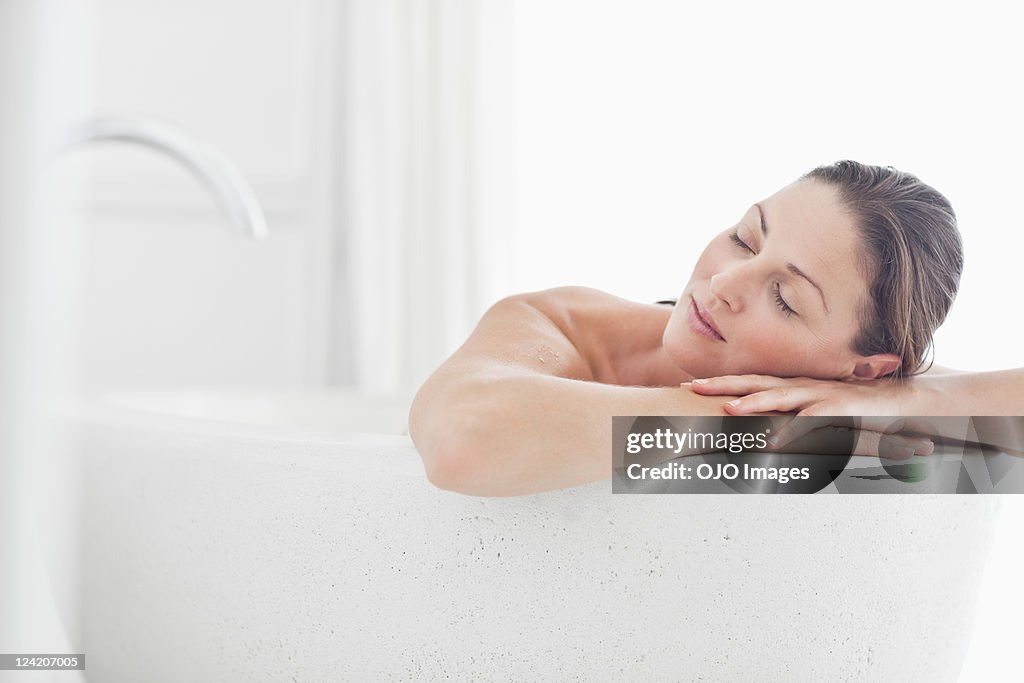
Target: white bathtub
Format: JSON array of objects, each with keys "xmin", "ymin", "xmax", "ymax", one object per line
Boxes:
[{"xmin": 57, "ymin": 387, "xmax": 998, "ymax": 682}]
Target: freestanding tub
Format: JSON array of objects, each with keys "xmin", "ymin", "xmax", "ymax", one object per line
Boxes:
[{"xmin": 54, "ymin": 387, "xmax": 998, "ymax": 682}]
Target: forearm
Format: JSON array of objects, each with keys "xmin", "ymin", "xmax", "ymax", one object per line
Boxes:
[
  {"xmin": 913, "ymin": 368, "xmax": 1024, "ymax": 417},
  {"xmin": 917, "ymin": 368, "xmax": 1024, "ymax": 415},
  {"xmin": 410, "ymin": 371, "xmax": 731, "ymax": 497},
  {"xmin": 909, "ymin": 369, "xmax": 1024, "ymax": 454}
]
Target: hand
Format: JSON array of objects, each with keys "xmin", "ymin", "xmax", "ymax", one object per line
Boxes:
[
  {"xmin": 685, "ymin": 376, "xmax": 935, "ymax": 459},
  {"xmin": 684, "ymin": 374, "xmax": 933, "ymax": 417},
  {"xmin": 688, "ymin": 374, "xmax": 917, "ymax": 417},
  {"xmin": 765, "ymin": 421, "xmax": 934, "ymax": 460}
]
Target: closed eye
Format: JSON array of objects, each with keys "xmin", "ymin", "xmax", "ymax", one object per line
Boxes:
[
  {"xmin": 774, "ymin": 283, "xmax": 797, "ymax": 317},
  {"xmin": 729, "ymin": 231, "xmax": 753, "ymax": 253},
  {"xmin": 729, "ymin": 230, "xmax": 799, "ymax": 317}
]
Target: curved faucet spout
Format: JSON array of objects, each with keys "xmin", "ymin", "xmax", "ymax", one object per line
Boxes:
[{"xmin": 63, "ymin": 116, "xmax": 269, "ymax": 240}]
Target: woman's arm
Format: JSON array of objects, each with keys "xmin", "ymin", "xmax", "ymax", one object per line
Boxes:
[
  {"xmin": 915, "ymin": 369, "xmax": 1024, "ymax": 455},
  {"xmin": 914, "ymin": 368, "xmax": 1024, "ymax": 415},
  {"xmin": 408, "ymin": 287, "xmax": 735, "ymax": 497},
  {"xmin": 692, "ymin": 364, "xmax": 1024, "ymax": 417},
  {"xmin": 690, "ymin": 370, "xmax": 1024, "ymax": 455}
]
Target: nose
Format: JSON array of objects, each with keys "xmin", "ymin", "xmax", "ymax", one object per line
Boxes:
[{"xmin": 708, "ymin": 261, "xmax": 750, "ymax": 312}]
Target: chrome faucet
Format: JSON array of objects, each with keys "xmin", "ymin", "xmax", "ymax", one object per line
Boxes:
[{"xmin": 62, "ymin": 116, "xmax": 268, "ymax": 240}]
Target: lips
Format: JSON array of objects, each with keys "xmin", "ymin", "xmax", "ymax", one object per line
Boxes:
[{"xmin": 690, "ymin": 297, "xmax": 726, "ymax": 341}]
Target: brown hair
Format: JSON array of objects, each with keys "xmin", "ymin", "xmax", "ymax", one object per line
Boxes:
[{"xmin": 800, "ymin": 160, "xmax": 963, "ymax": 378}]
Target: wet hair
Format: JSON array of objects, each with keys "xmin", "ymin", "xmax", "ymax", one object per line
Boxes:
[{"xmin": 799, "ymin": 160, "xmax": 963, "ymax": 378}]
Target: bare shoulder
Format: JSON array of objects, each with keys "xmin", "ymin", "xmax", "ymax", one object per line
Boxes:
[
  {"xmin": 435, "ymin": 287, "xmax": 603, "ymax": 382},
  {"xmin": 521, "ymin": 285, "xmax": 636, "ymax": 321},
  {"xmin": 520, "ymin": 285, "xmax": 665, "ymax": 321},
  {"xmin": 521, "ymin": 286, "xmax": 681, "ymax": 386}
]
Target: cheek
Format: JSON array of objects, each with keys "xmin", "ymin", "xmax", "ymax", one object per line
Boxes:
[
  {"xmin": 740, "ymin": 333, "xmax": 790, "ymax": 364},
  {"xmin": 692, "ymin": 243, "xmax": 726, "ymax": 279},
  {"xmin": 738, "ymin": 329, "xmax": 842, "ymax": 377},
  {"xmin": 727, "ymin": 316, "xmax": 808, "ymax": 372}
]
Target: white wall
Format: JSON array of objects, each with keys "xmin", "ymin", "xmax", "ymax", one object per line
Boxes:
[
  {"xmin": 514, "ymin": 0, "xmax": 1023, "ymax": 373},
  {"xmin": 55, "ymin": 0, "xmax": 329, "ymax": 392},
  {"xmin": 56, "ymin": 0, "xmax": 514, "ymax": 396}
]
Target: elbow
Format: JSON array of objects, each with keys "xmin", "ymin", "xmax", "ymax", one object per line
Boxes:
[
  {"xmin": 412, "ymin": 416, "xmax": 523, "ymax": 497},
  {"xmin": 414, "ymin": 429, "xmax": 495, "ymax": 496},
  {"xmin": 420, "ymin": 440, "xmax": 478, "ymax": 494},
  {"xmin": 408, "ymin": 392, "xmax": 488, "ymax": 495},
  {"xmin": 418, "ymin": 431, "xmax": 543, "ymax": 497},
  {"xmin": 409, "ymin": 373, "xmax": 539, "ymax": 497}
]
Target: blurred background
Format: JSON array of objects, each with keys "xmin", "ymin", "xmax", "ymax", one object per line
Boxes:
[
  {"xmin": 2, "ymin": 0, "xmax": 1021, "ymax": 680},
  {"xmin": 44, "ymin": 0, "xmax": 1024, "ymax": 395}
]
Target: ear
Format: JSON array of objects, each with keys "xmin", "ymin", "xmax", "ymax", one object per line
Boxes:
[{"xmin": 850, "ymin": 354, "xmax": 901, "ymax": 380}]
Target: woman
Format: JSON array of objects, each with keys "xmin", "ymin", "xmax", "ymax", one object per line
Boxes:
[{"xmin": 409, "ymin": 160, "xmax": 1024, "ymax": 496}]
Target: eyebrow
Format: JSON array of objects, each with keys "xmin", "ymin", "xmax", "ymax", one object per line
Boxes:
[{"xmin": 754, "ymin": 203, "xmax": 831, "ymax": 316}]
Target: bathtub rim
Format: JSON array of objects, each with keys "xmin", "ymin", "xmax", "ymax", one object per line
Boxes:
[{"xmin": 57, "ymin": 385, "xmax": 415, "ymax": 447}]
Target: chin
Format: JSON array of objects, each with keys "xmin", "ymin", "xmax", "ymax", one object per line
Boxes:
[
  {"xmin": 662, "ymin": 329, "xmax": 713, "ymax": 378},
  {"xmin": 661, "ymin": 317, "xmax": 688, "ymax": 367}
]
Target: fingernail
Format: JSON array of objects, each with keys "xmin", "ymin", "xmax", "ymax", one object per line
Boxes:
[
  {"xmin": 767, "ymin": 436, "xmax": 779, "ymax": 448},
  {"xmin": 692, "ymin": 378, "xmax": 707, "ymax": 385},
  {"xmin": 726, "ymin": 399, "xmax": 741, "ymax": 408}
]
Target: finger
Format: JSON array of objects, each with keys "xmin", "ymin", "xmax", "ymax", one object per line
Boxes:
[
  {"xmin": 772, "ymin": 425, "xmax": 873, "ymax": 455},
  {"xmin": 918, "ymin": 438, "xmax": 935, "ymax": 455},
  {"xmin": 855, "ymin": 432, "xmax": 935, "ymax": 460},
  {"xmin": 769, "ymin": 415, "xmax": 838, "ymax": 448},
  {"xmin": 690, "ymin": 374, "xmax": 793, "ymax": 396},
  {"xmin": 770, "ymin": 413, "xmax": 839, "ymax": 450},
  {"xmin": 889, "ymin": 435, "xmax": 934, "ymax": 456},
  {"xmin": 722, "ymin": 387, "xmax": 818, "ymax": 415},
  {"xmin": 858, "ymin": 416, "xmax": 910, "ymax": 435}
]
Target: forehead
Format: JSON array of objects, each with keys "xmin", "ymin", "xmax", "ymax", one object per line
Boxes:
[
  {"xmin": 755, "ymin": 180, "xmax": 867, "ymax": 312},
  {"xmin": 763, "ymin": 180, "xmax": 858, "ymax": 238}
]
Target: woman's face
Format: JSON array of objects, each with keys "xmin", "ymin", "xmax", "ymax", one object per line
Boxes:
[{"xmin": 663, "ymin": 179, "xmax": 879, "ymax": 380}]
